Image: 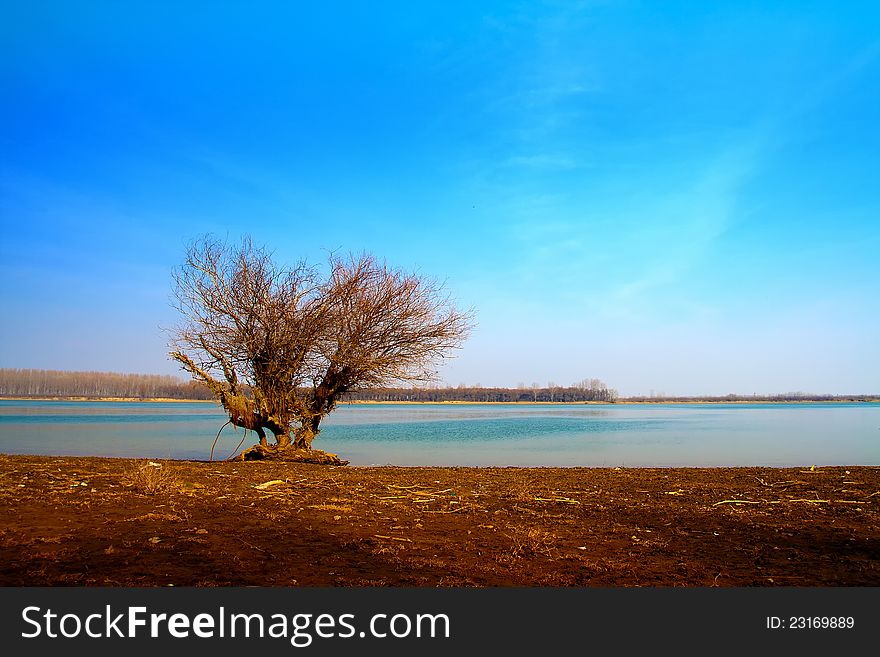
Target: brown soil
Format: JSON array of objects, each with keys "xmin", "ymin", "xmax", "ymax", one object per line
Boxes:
[{"xmin": 0, "ymin": 454, "xmax": 877, "ymax": 586}]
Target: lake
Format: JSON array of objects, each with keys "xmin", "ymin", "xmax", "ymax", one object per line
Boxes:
[{"xmin": 0, "ymin": 400, "xmax": 878, "ymax": 467}]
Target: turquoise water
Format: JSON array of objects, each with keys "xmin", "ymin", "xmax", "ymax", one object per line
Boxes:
[{"xmin": 0, "ymin": 400, "xmax": 878, "ymax": 467}]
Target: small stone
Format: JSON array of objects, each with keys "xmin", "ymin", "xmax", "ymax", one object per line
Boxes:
[
  {"xmin": 195, "ymin": 529, "xmax": 208, "ymax": 535},
  {"xmin": 148, "ymin": 536, "xmax": 162, "ymax": 544}
]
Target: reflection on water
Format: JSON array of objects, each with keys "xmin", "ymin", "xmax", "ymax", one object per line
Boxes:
[{"xmin": 0, "ymin": 400, "xmax": 877, "ymax": 467}]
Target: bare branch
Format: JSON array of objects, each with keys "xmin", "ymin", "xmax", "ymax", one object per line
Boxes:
[{"xmin": 169, "ymin": 236, "xmax": 473, "ymax": 451}]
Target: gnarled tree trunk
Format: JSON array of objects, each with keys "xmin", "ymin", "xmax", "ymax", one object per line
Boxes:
[
  {"xmin": 273, "ymin": 431, "xmax": 293, "ymax": 448},
  {"xmin": 293, "ymin": 415, "xmax": 320, "ymax": 449}
]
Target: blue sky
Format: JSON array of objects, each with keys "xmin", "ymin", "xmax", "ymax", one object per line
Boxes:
[{"xmin": 1, "ymin": 1, "xmax": 878, "ymax": 396}]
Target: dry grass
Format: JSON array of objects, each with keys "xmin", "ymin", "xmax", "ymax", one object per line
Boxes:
[
  {"xmin": 308, "ymin": 503, "xmax": 353, "ymax": 512},
  {"xmin": 504, "ymin": 526, "xmax": 558, "ymax": 560},
  {"xmin": 126, "ymin": 461, "xmax": 181, "ymax": 495}
]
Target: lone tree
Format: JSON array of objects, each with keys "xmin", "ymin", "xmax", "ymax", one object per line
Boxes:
[{"xmin": 170, "ymin": 236, "xmax": 472, "ymax": 457}]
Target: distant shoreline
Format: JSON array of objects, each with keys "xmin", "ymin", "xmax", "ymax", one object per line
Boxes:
[
  {"xmin": 0, "ymin": 397, "xmax": 218, "ymax": 403},
  {"xmin": 1, "ymin": 397, "xmax": 877, "ymax": 405}
]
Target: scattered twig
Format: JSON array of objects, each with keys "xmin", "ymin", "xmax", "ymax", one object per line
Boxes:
[
  {"xmin": 712, "ymin": 500, "xmax": 761, "ymax": 506},
  {"xmin": 753, "ymin": 478, "xmax": 811, "ymax": 489},
  {"xmin": 373, "ymin": 535, "xmax": 412, "ymax": 542},
  {"xmin": 254, "ymin": 480, "xmax": 285, "ymax": 490},
  {"xmin": 425, "ymin": 503, "xmax": 471, "ymax": 514},
  {"xmin": 237, "ymin": 537, "xmax": 271, "ymax": 556},
  {"xmin": 534, "ymin": 497, "xmax": 581, "ymax": 504}
]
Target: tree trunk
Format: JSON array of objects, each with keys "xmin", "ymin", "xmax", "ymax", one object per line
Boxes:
[
  {"xmin": 292, "ymin": 428, "xmax": 314, "ymax": 449},
  {"xmin": 263, "ymin": 417, "xmax": 292, "ymax": 448},
  {"xmin": 293, "ymin": 415, "xmax": 322, "ymax": 450}
]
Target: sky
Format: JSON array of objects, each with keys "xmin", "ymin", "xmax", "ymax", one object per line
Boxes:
[{"xmin": 1, "ymin": 1, "xmax": 879, "ymax": 396}]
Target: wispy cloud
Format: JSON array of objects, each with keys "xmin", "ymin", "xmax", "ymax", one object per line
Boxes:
[
  {"xmin": 604, "ymin": 136, "xmax": 764, "ymax": 311},
  {"xmin": 472, "ymin": 4, "xmax": 602, "ymax": 177},
  {"xmin": 503, "ymin": 153, "xmax": 579, "ymax": 170},
  {"xmin": 480, "ymin": 127, "xmax": 769, "ymax": 327}
]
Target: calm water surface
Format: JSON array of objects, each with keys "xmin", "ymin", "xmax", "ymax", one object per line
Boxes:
[{"xmin": 0, "ymin": 400, "xmax": 877, "ymax": 467}]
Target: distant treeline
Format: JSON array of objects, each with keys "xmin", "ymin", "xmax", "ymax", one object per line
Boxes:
[
  {"xmin": 0, "ymin": 369, "xmax": 213, "ymax": 400},
  {"xmin": 0, "ymin": 369, "xmax": 616, "ymax": 402},
  {"xmin": 344, "ymin": 380, "xmax": 618, "ymax": 403},
  {"xmin": 1, "ymin": 369, "xmax": 874, "ymax": 403},
  {"xmin": 624, "ymin": 393, "xmax": 879, "ymax": 402}
]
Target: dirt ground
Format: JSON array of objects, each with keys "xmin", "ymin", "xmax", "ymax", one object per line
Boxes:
[{"xmin": 0, "ymin": 454, "xmax": 877, "ymax": 586}]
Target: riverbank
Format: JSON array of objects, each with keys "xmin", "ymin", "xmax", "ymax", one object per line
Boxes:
[
  {"xmin": 1, "ymin": 454, "xmax": 877, "ymax": 586},
  {"xmin": 2, "ymin": 397, "xmax": 878, "ymax": 404}
]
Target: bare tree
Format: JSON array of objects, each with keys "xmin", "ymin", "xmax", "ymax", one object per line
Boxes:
[{"xmin": 170, "ymin": 236, "xmax": 473, "ymax": 453}]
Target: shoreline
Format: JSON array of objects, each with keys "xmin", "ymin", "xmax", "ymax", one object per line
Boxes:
[
  {"xmin": 2, "ymin": 450, "xmax": 876, "ymax": 470},
  {"xmin": 1, "ymin": 453, "xmax": 877, "ymax": 586},
  {"xmin": 2, "ymin": 397, "xmax": 878, "ymax": 405}
]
